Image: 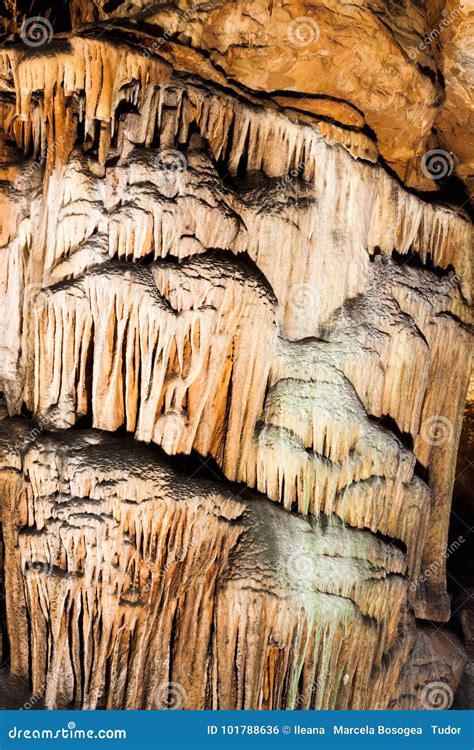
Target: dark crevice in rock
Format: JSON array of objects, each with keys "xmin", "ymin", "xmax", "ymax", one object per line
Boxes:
[
  {"xmin": 368, "ymin": 413, "xmax": 415, "ymax": 452},
  {"xmin": 369, "ymin": 246, "xmax": 456, "ymax": 279}
]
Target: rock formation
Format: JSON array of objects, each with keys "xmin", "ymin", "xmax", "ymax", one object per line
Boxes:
[{"xmin": 0, "ymin": 0, "xmax": 471, "ymax": 710}]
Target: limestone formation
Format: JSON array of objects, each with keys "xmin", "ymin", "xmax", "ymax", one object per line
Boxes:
[{"xmin": 0, "ymin": 1, "xmax": 471, "ymax": 710}]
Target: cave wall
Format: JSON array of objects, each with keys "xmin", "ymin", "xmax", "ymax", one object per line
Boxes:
[{"xmin": 0, "ymin": 0, "xmax": 471, "ymax": 710}]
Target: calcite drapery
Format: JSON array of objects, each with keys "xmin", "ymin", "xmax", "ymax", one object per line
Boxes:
[
  {"xmin": 1, "ymin": 422, "xmax": 413, "ymax": 710},
  {"xmin": 0, "ymin": 1, "xmax": 471, "ymax": 710}
]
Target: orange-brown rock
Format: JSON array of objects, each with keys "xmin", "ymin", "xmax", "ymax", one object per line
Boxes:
[
  {"xmin": 434, "ymin": 0, "xmax": 474, "ymax": 196},
  {"xmin": 0, "ymin": 0, "xmax": 471, "ymax": 711},
  {"xmin": 43, "ymin": 0, "xmax": 471, "ymax": 194}
]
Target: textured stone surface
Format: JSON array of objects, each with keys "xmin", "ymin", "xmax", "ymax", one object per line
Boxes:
[
  {"xmin": 434, "ymin": 0, "xmax": 474, "ymax": 196},
  {"xmin": 5, "ymin": 0, "xmax": 469, "ymax": 194},
  {"xmin": 0, "ymin": 422, "xmax": 413, "ymax": 709},
  {"xmin": 0, "ymin": 0, "xmax": 471, "ymax": 711}
]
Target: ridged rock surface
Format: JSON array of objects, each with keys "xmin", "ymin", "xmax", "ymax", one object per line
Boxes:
[
  {"xmin": 0, "ymin": 0, "xmax": 471, "ymax": 710},
  {"xmin": 0, "ymin": 422, "xmax": 467, "ymax": 710},
  {"xmin": 4, "ymin": 0, "xmax": 471, "ymax": 193}
]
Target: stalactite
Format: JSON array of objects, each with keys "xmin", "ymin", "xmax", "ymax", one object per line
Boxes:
[
  {"xmin": 31, "ymin": 256, "xmax": 276, "ymax": 471},
  {"xmin": 0, "ymin": 422, "xmax": 423, "ymax": 710},
  {"xmin": 0, "ymin": 18, "xmax": 470, "ymax": 711}
]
